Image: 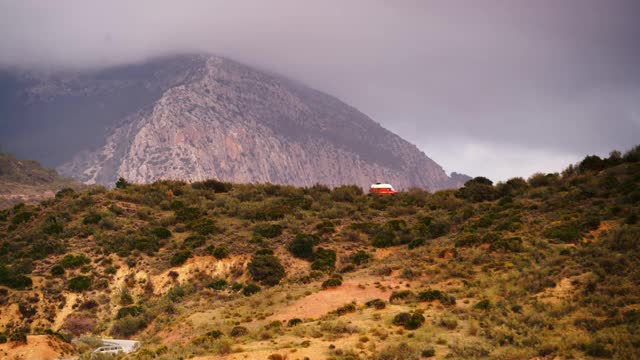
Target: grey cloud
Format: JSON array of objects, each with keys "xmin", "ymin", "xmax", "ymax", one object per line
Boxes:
[{"xmin": 1, "ymin": 0, "xmax": 639, "ymax": 181}]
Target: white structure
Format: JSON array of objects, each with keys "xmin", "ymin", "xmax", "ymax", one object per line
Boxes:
[{"xmin": 92, "ymin": 339, "xmax": 141, "ymax": 358}]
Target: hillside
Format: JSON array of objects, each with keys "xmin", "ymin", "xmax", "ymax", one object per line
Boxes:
[
  {"xmin": 0, "ymin": 152, "xmax": 82, "ymax": 209},
  {"xmin": 1, "ymin": 55, "xmax": 466, "ymax": 191},
  {"xmin": 0, "ymin": 145, "xmax": 638, "ymax": 359}
]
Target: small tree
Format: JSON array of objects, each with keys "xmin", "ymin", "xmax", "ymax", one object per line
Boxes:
[
  {"xmin": 115, "ymin": 177, "xmax": 129, "ymax": 189},
  {"xmin": 248, "ymin": 254, "xmax": 285, "ymax": 286}
]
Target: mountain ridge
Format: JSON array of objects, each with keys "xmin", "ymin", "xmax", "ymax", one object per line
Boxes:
[{"xmin": 44, "ymin": 55, "xmax": 467, "ymax": 190}]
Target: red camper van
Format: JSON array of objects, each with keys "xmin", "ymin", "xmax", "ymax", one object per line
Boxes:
[{"xmin": 370, "ymin": 183, "xmax": 397, "ymax": 195}]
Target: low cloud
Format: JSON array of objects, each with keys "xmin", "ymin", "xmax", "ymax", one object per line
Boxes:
[{"xmin": 1, "ymin": 0, "xmax": 638, "ymax": 179}]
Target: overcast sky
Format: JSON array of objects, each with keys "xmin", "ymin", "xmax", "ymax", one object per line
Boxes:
[{"xmin": 1, "ymin": 0, "xmax": 639, "ymax": 181}]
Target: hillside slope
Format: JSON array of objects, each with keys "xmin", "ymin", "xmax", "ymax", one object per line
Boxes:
[
  {"xmin": 0, "ymin": 146, "xmax": 637, "ymax": 359},
  {"xmin": 0, "ymin": 153, "xmax": 82, "ymax": 209},
  {"xmin": 1, "ymin": 55, "xmax": 466, "ymax": 191}
]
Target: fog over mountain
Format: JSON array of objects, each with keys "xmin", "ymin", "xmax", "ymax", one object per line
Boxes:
[{"xmin": 1, "ymin": 0, "xmax": 639, "ymax": 181}]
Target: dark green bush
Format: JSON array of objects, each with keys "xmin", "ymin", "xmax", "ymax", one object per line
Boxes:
[
  {"xmin": 50, "ymin": 265, "xmax": 65, "ymax": 276},
  {"xmin": 230, "ymin": 326, "xmax": 249, "ymax": 337},
  {"xmin": 212, "ymin": 246, "xmax": 229, "ymax": 259},
  {"xmin": 311, "ymin": 248, "xmax": 336, "ymax": 272},
  {"xmin": 116, "ymin": 306, "xmax": 144, "ymax": 319},
  {"xmin": 287, "ymin": 318, "xmax": 303, "ymax": 327},
  {"xmin": 489, "ymin": 236, "xmax": 523, "ymax": 252},
  {"xmin": 243, "ymin": 283, "xmax": 261, "ymax": 296},
  {"xmin": 82, "ymin": 212, "xmax": 102, "ymax": 225},
  {"xmin": 315, "ymin": 220, "xmax": 336, "ymax": 235},
  {"xmin": 111, "ymin": 316, "xmax": 147, "ymax": 337},
  {"xmin": 182, "ymin": 235, "xmax": 205, "ymax": 249},
  {"xmin": 68, "ymin": 276, "xmax": 92, "ymax": 292},
  {"xmin": 350, "ymin": 250, "xmax": 371, "ymax": 265},
  {"xmin": 253, "ymin": 224, "xmax": 283, "ymax": 238},
  {"xmin": 331, "ymin": 185, "xmax": 363, "ymax": 202},
  {"xmin": 175, "ymin": 207, "xmax": 201, "ymax": 223},
  {"xmin": 115, "ymin": 177, "xmax": 129, "ymax": 189},
  {"xmin": 61, "ymin": 254, "xmax": 90, "ymax": 269},
  {"xmin": 365, "ymin": 299, "xmax": 386, "ymax": 310},
  {"xmin": 208, "ymin": 279, "xmax": 228, "ymax": 290},
  {"xmin": 288, "ymin": 234, "xmax": 317, "ymax": 259},
  {"xmin": 392, "ymin": 312, "xmax": 425, "ymax": 330},
  {"xmin": 427, "ymin": 219, "xmax": 451, "ymax": 239},
  {"xmin": 389, "ymin": 290, "xmax": 414, "ymax": 303},
  {"xmin": 187, "ymin": 218, "xmax": 220, "ymax": 235},
  {"xmin": 170, "ymin": 249, "xmax": 192, "ymax": 266},
  {"xmin": 150, "ymin": 227, "xmax": 172, "ymax": 239},
  {"xmin": 371, "ymin": 229, "xmax": 396, "ymax": 248},
  {"xmin": 334, "ymin": 303, "xmax": 356, "ymax": 316},
  {"xmin": 191, "ymin": 179, "xmax": 232, "ymax": 193},
  {"xmin": 543, "ymin": 223, "xmax": 581, "ymax": 243},
  {"xmin": 474, "ymin": 299, "xmax": 493, "ymax": 310},
  {"xmin": 248, "ymin": 254, "xmax": 286, "ymax": 286},
  {"xmin": 322, "ymin": 276, "xmax": 342, "ymax": 289}
]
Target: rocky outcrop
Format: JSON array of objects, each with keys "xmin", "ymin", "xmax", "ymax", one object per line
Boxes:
[{"xmin": 56, "ymin": 55, "xmax": 464, "ymax": 191}]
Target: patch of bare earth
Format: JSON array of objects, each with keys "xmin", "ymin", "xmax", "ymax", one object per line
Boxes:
[
  {"xmin": 150, "ymin": 256, "xmax": 247, "ymax": 295},
  {"xmin": 0, "ymin": 335, "xmax": 75, "ymax": 360},
  {"xmin": 270, "ymin": 277, "xmax": 402, "ymax": 321}
]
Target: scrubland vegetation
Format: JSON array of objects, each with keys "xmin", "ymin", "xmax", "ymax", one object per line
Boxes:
[{"xmin": 0, "ymin": 146, "xmax": 638, "ymax": 359}]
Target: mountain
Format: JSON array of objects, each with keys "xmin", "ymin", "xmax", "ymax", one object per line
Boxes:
[
  {"xmin": 0, "ymin": 55, "xmax": 467, "ymax": 190},
  {"xmin": 0, "ymin": 152, "xmax": 82, "ymax": 209},
  {"xmin": 0, "ymin": 146, "xmax": 638, "ymax": 359}
]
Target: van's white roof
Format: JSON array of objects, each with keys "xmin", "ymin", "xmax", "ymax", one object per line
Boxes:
[{"xmin": 370, "ymin": 183, "xmax": 394, "ymax": 189}]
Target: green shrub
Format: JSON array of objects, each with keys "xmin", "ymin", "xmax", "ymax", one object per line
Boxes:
[
  {"xmin": 389, "ymin": 290, "xmax": 414, "ymax": 303},
  {"xmin": 331, "ymin": 185, "xmax": 363, "ymax": 202},
  {"xmin": 183, "ymin": 235, "xmax": 205, "ymax": 249},
  {"xmin": 212, "ymin": 246, "xmax": 229, "ymax": 259},
  {"xmin": 350, "ymin": 250, "xmax": 371, "ymax": 265},
  {"xmin": 248, "ymin": 254, "xmax": 286, "ymax": 286},
  {"xmin": 287, "ymin": 318, "xmax": 303, "ymax": 327},
  {"xmin": 474, "ymin": 299, "xmax": 492, "ymax": 311},
  {"xmin": 208, "ymin": 279, "xmax": 228, "ymax": 290},
  {"xmin": 311, "ymin": 247, "xmax": 336, "ymax": 272},
  {"xmin": 315, "ymin": 220, "xmax": 336, "ymax": 235},
  {"xmin": 68, "ymin": 276, "xmax": 92, "ymax": 292},
  {"xmin": 365, "ymin": 299, "xmax": 386, "ymax": 310},
  {"xmin": 454, "ymin": 233, "xmax": 482, "ymax": 248},
  {"xmin": 543, "ymin": 223, "xmax": 581, "ymax": 242},
  {"xmin": 60, "ymin": 254, "xmax": 90, "ymax": 269},
  {"xmin": 116, "ymin": 306, "xmax": 144, "ymax": 319},
  {"xmin": 334, "ymin": 303, "xmax": 356, "ymax": 316},
  {"xmin": 253, "ymin": 224, "xmax": 283, "ymax": 238},
  {"xmin": 371, "ymin": 229, "xmax": 396, "ymax": 248},
  {"xmin": 421, "ymin": 346, "xmax": 436, "ymax": 358},
  {"xmin": 427, "ymin": 219, "xmax": 451, "ymax": 239},
  {"xmin": 456, "ymin": 177, "xmax": 497, "ymax": 202},
  {"xmin": 191, "ymin": 179, "xmax": 232, "ymax": 193},
  {"xmin": 50, "ymin": 265, "xmax": 65, "ymax": 276},
  {"xmin": 150, "ymin": 227, "xmax": 172, "ymax": 239},
  {"xmin": 111, "ymin": 316, "xmax": 147, "ymax": 337},
  {"xmin": 82, "ymin": 212, "xmax": 102, "ymax": 225},
  {"xmin": 489, "ymin": 236, "xmax": 523, "ymax": 252},
  {"xmin": 175, "ymin": 207, "xmax": 201, "ymax": 223},
  {"xmin": 115, "ymin": 177, "xmax": 129, "ymax": 189},
  {"xmin": 392, "ymin": 312, "xmax": 425, "ymax": 330},
  {"xmin": 288, "ymin": 234, "xmax": 316, "ymax": 259},
  {"xmin": 187, "ymin": 218, "xmax": 220, "ymax": 235},
  {"xmin": 229, "ymin": 326, "xmax": 249, "ymax": 337},
  {"xmin": 243, "ymin": 283, "xmax": 261, "ymax": 296},
  {"xmin": 0, "ymin": 267, "xmax": 32, "ymax": 290},
  {"xmin": 322, "ymin": 276, "xmax": 343, "ymax": 289},
  {"xmin": 170, "ymin": 249, "xmax": 192, "ymax": 266}
]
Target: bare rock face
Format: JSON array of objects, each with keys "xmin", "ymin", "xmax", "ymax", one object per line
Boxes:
[{"xmin": 58, "ymin": 55, "xmax": 463, "ymax": 191}]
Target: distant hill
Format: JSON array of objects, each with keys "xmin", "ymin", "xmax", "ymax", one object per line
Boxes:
[
  {"xmin": 0, "ymin": 152, "xmax": 82, "ymax": 208},
  {"xmin": 0, "ymin": 145, "xmax": 638, "ymax": 359},
  {"xmin": 1, "ymin": 55, "xmax": 467, "ymax": 191}
]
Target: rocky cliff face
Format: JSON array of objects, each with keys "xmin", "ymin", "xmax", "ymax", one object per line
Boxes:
[{"xmin": 3, "ymin": 54, "xmax": 465, "ymax": 191}]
